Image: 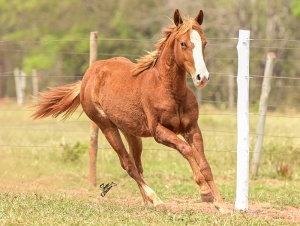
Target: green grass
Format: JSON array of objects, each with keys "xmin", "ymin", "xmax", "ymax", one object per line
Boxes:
[
  {"xmin": 0, "ymin": 101, "xmax": 299, "ymax": 225},
  {"xmin": 0, "ymin": 192, "xmax": 279, "ymax": 225}
]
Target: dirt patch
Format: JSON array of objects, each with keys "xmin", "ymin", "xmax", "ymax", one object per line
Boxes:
[
  {"xmin": 95, "ymin": 197, "xmax": 300, "ymax": 224},
  {"xmin": 246, "ymin": 202, "xmax": 300, "ymax": 224}
]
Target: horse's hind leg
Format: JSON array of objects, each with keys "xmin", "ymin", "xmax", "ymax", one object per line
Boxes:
[
  {"xmin": 122, "ymin": 132, "xmax": 150, "ymax": 205},
  {"xmin": 99, "ymin": 125, "xmax": 163, "ymax": 207},
  {"xmin": 122, "ymin": 132, "xmax": 143, "ymax": 177}
]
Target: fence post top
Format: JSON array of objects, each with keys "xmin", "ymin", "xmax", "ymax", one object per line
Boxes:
[
  {"xmin": 238, "ymin": 30, "xmax": 250, "ymax": 43},
  {"xmin": 267, "ymin": 52, "xmax": 276, "ymax": 59},
  {"xmin": 239, "ymin": 30, "xmax": 250, "ymax": 35},
  {"xmin": 90, "ymin": 31, "xmax": 98, "ymax": 37}
]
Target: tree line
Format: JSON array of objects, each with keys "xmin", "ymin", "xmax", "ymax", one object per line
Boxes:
[{"xmin": 0, "ymin": 0, "xmax": 299, "ymax": 109}]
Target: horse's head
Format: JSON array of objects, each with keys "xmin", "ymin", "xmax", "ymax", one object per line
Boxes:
[{"xmin": 173, "ymin": 9, "xmax": 209, "ymax": 88}]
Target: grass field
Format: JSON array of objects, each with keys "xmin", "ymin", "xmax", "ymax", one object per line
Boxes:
[{"xmin": 0, "ymin": 101, "xmax": 300, "ymax": 225}]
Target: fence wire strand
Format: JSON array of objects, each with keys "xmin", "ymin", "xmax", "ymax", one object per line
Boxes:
[{"xmin": 1, "ymin": 36, "xmax": 300, "ymax": 155}]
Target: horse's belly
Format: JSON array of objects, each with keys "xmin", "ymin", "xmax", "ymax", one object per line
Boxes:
[
  {"xmin": 102, "ymin": 100, "xmax": 151, "ymax": 137},
  {"xmin": 119, "ymin": 120, "xmax": 152, "ymax": 137},
  {"xmin": 109, "ymin": 112, "xmax": 151, "ymax": 137}
]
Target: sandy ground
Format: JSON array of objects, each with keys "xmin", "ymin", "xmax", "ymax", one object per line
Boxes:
[{"xmin": 95, "ymin": 196, "xmax": 300, "ymax": 224}]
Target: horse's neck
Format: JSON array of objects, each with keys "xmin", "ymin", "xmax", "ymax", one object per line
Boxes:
[{"xmin": 155, "ymin": 41, "xmax": 188, "ymax": 96}]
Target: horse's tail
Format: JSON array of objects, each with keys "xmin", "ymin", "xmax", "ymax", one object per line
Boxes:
[{"xmin": 31, "ymin": 80, "xmax": 82, "ymax": 121}]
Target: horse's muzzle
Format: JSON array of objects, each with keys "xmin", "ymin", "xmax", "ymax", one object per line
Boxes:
[{"xmin": 193, "ymin": 73, "xmax": 209, "ymax": 88}]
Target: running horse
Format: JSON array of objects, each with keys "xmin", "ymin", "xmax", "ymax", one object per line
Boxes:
[{"xmin": 32, "ymin": 9, "xmax": 227, "ymax": 212}]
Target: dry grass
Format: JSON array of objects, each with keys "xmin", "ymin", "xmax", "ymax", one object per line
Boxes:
[{"xmin": 0, "ymin": 102, "xmax": 299, "ymax": 225}]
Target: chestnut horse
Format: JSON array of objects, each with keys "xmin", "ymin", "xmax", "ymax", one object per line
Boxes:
[{"xmin": 32, "ymin": 9, "xmax": 226, "ymax": 212}]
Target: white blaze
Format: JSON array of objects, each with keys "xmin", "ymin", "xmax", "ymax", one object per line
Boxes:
[{"xmin": 190, "ymin": 30, "xmax": 209, "ymax": 85}]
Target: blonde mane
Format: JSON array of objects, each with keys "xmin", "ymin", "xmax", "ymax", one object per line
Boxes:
[{"xmin": 131, "ymin": 18, "xmax": 195, "ymax": 76}]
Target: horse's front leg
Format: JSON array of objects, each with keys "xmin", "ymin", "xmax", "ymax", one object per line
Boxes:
[
  {"xmin": 182, "ymin": 126, "xmax": 228, "ymax": 212},
  {"xmin": 154, "ymin": 124, "xmax": 225, "ymax": 211},
  {"xmin": 154, "ymin": 125, "xmax": 211, "ymax": 198}
]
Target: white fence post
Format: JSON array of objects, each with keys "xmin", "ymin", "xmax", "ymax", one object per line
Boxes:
[
  {"xmin": 235, "ymin": 30, "xmax": 250, "ymax": 212},
  {"xmin": 14, "ymin": 68, "xmax": 26, "ymax": 106},
  {"xmin": 32, "ymin": 69, "xmax": 39, "ymax": 97}
]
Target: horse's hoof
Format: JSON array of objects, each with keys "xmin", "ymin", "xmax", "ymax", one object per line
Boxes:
[
  {"xmin": 146, "ymin": 200, "xmax": 165, "ymax": 209},
  {"xmin": 154, "ymin": 199, "xmax": 165, "ymax": 207},
  {"xmin": 214, "ymin": 202, "xmax": 231, "ymax": 214},
  {"xmin": 154, "ymin": 202, "xmax": 167, "ymax": 211},
  {"xmin": 201, "ymin": 192, "xmax": 214, "ymax": 203},
  {"xmin": 146, "ymin": 201, "xmax": 154, "ymax": 207}
]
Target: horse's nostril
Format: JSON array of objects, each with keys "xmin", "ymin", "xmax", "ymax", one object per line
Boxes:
[
  {"xmin": 196, "ymin": 74, "xmax": 201, "ymax": 80},
  {"xmin": 208, "ymin": 76, "xmax": 210, "ymax": 81}
]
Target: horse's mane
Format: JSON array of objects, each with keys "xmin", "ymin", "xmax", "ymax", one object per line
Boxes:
[{"xmin": 131, "ymin": 18, "xmax": 195, "ymax": 76}]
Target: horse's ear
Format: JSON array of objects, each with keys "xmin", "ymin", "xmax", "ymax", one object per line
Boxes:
[
  {"xmin": 174, "ymin": 9, "xmax": 183, "ymax": 26},
  {"xmin": 195, "ymin": 10, "xmax": 204, "ymax": 25}
]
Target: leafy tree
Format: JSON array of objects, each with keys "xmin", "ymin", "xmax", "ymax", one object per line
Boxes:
[
  {"xmin": 0, "ymin": 0, "xmax": 299, "ymax": 109},
  {"xmin": 0, "ymin": 0, "xmax": 166, "ymax": 97},
  {"xmin": 291, "ymin": 0, "xmax": 300, "ymax": 17}
]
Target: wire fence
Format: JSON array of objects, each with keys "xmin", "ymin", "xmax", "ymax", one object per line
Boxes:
[{"xmin": 0, "ymin": 36, "xmax": 300, "ymax": 159}]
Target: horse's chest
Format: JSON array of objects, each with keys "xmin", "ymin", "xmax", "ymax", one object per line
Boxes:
[{"xmin": 160, "ymin": 110, "xmax": 182, "ymax": 134}]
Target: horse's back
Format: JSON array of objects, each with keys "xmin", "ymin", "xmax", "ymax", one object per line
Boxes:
[
  {"xmin": 81, "ymin": 57, "xmax": 135, "ymax": 93},
  {"xmin": 85, "ymin": 57, "xmax": 134, "ymax": 77}
]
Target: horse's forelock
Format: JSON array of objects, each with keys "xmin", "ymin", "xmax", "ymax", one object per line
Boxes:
[
  {"xmin": 132, "ymin": 18, "xmax": 198, "ymax": 76},
  {"xmin": 175, "ymin": 18, "xmax": 195, "ymax": 38}
]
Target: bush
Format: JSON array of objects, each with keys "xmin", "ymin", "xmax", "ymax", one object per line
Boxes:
[{"xmin": 61, "ymin": 141, "xmax": 87, "ymax": 162}]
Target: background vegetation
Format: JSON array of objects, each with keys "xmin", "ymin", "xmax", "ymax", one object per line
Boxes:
[{"xmin": 0, "ymin": 0, "xmax": 300, "ymax": 109}]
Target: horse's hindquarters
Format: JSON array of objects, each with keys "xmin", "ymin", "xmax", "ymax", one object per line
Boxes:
[{"xmin": 80, "ymin": 58, "xmax": 151, "ymax": 137}]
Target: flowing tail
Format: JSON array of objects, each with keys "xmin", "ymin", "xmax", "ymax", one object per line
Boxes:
[{"xmin": 31, "ymin": 80, "xmax": 82, "ymax": 121}]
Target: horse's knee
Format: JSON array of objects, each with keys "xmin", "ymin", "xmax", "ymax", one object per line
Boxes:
[
  {"xmin": 121, "ymin": 160, "xmax": 140, "ymax": 178},
  {"xmin": 194, "ymin": 173, "xmax": 205, "ymax": 186},
  {"xmin": 200, "ymin": 165, "xmax": 214, "ymax": 181},
  {"xmin": 126, "ymin": 164, "xmax": 136, "ymax": 176},
  {"xmin": 178, "ymin": 144, "xmax": 193, "ymax": 159}
]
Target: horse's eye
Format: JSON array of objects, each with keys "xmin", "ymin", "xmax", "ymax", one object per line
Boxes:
[{"xmin": 180, "ymin": 41, "xmax": 187, "ymax": 48}]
